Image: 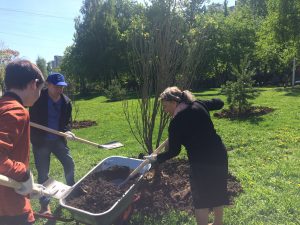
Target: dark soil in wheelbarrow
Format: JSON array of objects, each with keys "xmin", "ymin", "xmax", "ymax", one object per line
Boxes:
[
  {"xmin": 66, "ymin": 159, "xmax": 243, "ymax": 217},
  {"xmin": 65, "ymin": 165, "xmax": 138, "ymax": 213}
]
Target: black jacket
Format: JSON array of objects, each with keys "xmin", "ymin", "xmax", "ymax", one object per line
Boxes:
[
  {"xmin": 157, "ymin": 99, "xmax": 227, "ymax": 166},
  {"xmin": 29, "ymin": 88, "xmax": 72, "ymax": 146}
]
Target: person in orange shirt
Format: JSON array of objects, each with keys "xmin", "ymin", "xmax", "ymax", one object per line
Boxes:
[{"xmin": 0, "ymin": 59, "xmax": 45, "ymax": 225}]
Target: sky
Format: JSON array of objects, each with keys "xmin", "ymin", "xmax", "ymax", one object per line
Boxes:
[{"xmin": 0, "ymin": 0, "xmax": 235, "ymax": 63}]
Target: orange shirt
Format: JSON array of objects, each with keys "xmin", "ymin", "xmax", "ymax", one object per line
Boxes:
[{"xmin": 0, "ymin": 94, "xmax": 34, "ymax": 222}]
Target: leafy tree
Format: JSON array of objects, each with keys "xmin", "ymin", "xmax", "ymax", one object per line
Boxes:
[
  {"xmin": 72, "ymin": 0, "xmax": 138, "ymax": 91},
  {"xmin": 238, "ymin": 0, "xmax": 268, "ymax": 17},
  {"xmin": 0, "ymin": 45, "xmax": 19, "ymax": 92},
  {"xmin": 60, "ymin": 45, "xmax": 86, "ymax": 94},
  {"xmin": 191, "ymin": 12, "xmax": 227, "ymax": 87},
  {"xmin": 196, "ymin": 5, "xmax": 259, "ymax": 86},
  {"xmin": 255, "ymin": 0, "xmax": 300, "ymax": 85},
  {"xmin": 181, "ymin": 0, "xmax": 205, "ymax": 27},
  {"xmin": 123, "ymin": 0, "xmax": 205, "ymax": 153},
  {"xmin": 36, "ymin": 56, "xmax": 47, "ymax": 78}
]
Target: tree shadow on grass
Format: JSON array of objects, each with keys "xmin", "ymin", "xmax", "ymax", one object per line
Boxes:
[
  {"xmin": 73, "ymin": 92, "xmax": 103, "ymax": 101},
  {"xmin": 274, "ymin": 86, "xmax": 300, "ymax": 97}
]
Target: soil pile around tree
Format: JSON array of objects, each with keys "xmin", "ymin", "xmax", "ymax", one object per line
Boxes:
[
  {"xmin": 135, "ymin": 159, "xmax": 243, "ymax": 216},
  {"xmin": 72, "ymin": 120, "xmax": 97, "ymax": 129},
  {"xmin": 214, "ymin": 106, "xmax": 274, "ymax": 119},
  {"xmin": 65, "ymin": 159, "xmax": 243, "ymax": 217}
]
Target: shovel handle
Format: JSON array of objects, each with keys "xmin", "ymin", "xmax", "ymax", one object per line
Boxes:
[
  {"xmin": 30, "ymin": 122, "xmax": 101, "ymax": 148},
  {"xmin": 0, "ymin": 174, "xmax": 53, "ymax": 196},
  {"xmin": 121, "ymin": 138, "xmax": 168, "ymax": 186}
]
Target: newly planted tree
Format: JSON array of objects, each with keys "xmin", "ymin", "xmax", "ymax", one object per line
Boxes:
[{"xmin": 222, "ymin": 56, "xmax": 259, "ymax": 115}]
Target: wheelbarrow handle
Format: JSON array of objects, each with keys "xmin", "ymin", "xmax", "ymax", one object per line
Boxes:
[
  {"xmin": 30, "ymin": 122, "xmax": 100, "ymax": 148},
  {"xmin": 0, "ymin": 174, "xmax": 55, "ymax": 197},
  {"xmin": 120, "ymin": 138, "xmax": 168, "ymax": 187}
]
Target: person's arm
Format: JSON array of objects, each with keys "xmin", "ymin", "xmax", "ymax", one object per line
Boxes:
[
  {"xmin": 156, "ymin": 120, "xmax": 182, "ymax": 163},
  {"xmin": 199, "ymin": 98, "xmax": 224, "ymax": 111},
  {"xmin": 0, "ymin": 108, "xmax": 28, "ymax": 182}
]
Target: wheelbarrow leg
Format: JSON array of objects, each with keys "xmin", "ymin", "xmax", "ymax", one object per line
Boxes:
[{"xmin": 113, "ymin": 193, "xmax": 141, "ymax": 225}]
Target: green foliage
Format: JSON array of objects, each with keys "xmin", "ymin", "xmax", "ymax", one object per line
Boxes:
[
  {"xmin": 36, "ymin": 56, "xmax": 47, "ymax": 78},
  {"xmin": 31, "ymin": 88, "xmax": 300, "ymax": 225},
  {"xmin": 60, "ymin": 0, "xmax": 300, "ymax": 90},
  {"xmin": 255, "ymin": 0, "xmax": 300, "ymax": 80},
  {"xmin": 221, "ymin": 57, "xmax": 259, "ymax": 114},
  {"xmin": 238, "ymin": 0, "xmax": 268, "ymax": 17},
  {"xmin": 0, "ymin": 47, "xmax": 19, "ymax": 91},
  {"xmin": 70, "ymin": 0, "xmax": 135, "ymax": 90},
  {"xmin": 104, "ymin": 79, "xmax": 126, "ymax": 101}
]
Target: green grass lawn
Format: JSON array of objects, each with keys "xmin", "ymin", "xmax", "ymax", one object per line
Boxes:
[{"xmin": 31, "ymin": 87, "xmax": 300, "ymax": 225}]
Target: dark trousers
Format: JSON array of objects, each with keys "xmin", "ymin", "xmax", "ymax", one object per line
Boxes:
[
  {"xmin": 32, "ymin": 138, "xmax": 75, "ymax": 207},
  {"xmin": 0, "ymin": 214, "xmax": 33, "ymax": 225}
]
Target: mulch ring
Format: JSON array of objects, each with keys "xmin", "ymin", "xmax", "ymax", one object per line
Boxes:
[
  {"xmin": 134, "ymin": 158, "xmax": 243, "ymax": 217},
  {"xmin": 214, "ymin": 106, "xmax": 274, "ymax": 119},
  {"xmin": 72, "ymin": 120, "xmax": 97, "ymax": 129}
]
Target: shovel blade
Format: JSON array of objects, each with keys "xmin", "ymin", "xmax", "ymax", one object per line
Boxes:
[
  {"xmin": 99, "ymin": 141, "xmax": 124, "ymax": 150},
  {"xmin": 43, "ymin": 178, "xmax": 71, "ymax": 199}
]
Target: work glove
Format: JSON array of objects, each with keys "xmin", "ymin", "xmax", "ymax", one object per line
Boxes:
[
  {"xmin": 30, "ymin": 183, "xmax": 59, "ymax": 199},
  {"xmin": 64, "ymin": 131, "xmax": 76, "ymax": 140},
  {"xmin": 30, "ymin": 184, "xmax": 47, "ymax": 199},
  {"xmin": 143, "ymin": 154, "xmax": 157, "ymax": 163},
  {"xmin": 15, "ymin": 171, "xmax": 34, "ymax": 196}
]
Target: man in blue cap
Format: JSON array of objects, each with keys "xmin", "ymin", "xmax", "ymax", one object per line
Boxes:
[{"xmin": 29, "ymin": 73, "xmax": 75, "ymax": 214}]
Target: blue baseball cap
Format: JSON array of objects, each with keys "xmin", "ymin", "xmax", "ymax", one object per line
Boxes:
[{"xmin": 46, "ymin": 73, "xmax": 68, "ymax": 86}]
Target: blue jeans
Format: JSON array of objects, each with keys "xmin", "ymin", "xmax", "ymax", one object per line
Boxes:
[{"xmin": 32, "ymin": 139, "xmax": 75, "ymax": 207}]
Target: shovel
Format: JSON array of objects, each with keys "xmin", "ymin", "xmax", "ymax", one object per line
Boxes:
[
  {"xmin": 118, "ymin": 138, "xmax": 168, "ymax": 187},
  {"xmin": 30, "ymin": 122, "xmax": 123, "ymax": 150},
  {"xmin": 0, "ymin": 174, "xmax": 69, "ymax": 199}
]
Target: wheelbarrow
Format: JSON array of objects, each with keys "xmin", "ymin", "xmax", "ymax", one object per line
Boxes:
[{"xmin": 58, "ymin": 156, "xmax": 151, "ymax": 225}]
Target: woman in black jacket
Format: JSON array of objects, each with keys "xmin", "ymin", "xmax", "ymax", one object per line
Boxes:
[{"xmin": 145, "ymin": 86, "xmax": 229, "ymax": 225}]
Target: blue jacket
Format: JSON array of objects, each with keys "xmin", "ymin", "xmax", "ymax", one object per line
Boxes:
[{"xmin": 29, "ymin": 88, "xmax": 72, "ymax": 146}]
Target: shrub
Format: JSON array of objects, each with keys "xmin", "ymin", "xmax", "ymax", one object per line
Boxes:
[
  {"xmin": 104, "ymin": 79, "xmax": 126, "ymax": 101},
  {"xmin": 221, "ymin": 57, "xmax": 259, "ymax": 114}
]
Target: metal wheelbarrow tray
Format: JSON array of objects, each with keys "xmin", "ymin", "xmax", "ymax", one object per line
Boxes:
[{"xmin": 60, "ymin": 156, "xmax": 151, "ymax": 225}]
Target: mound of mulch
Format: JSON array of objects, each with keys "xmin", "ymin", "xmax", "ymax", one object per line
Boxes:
[
  {"xmin": 65, "ymin": 159, "xmax": 243, "ymax": 217},
  {"xmin": 135, "ymin": 159, "xmax": 243, "ymax": 216},
  {"xmin": 72, "ymin": 120, "xmax": 97, "ymax": 129},
  {"xmin": 214, "ymin": 106, "xmax": 274, "ymax": 119}
]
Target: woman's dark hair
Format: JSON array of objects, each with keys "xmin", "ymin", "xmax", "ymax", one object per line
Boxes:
[{"xmin": 5, "ymin": 59, "xmax": 44, "ymax": 90}]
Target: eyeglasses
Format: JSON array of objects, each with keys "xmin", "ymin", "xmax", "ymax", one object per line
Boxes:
[{"xmin": 35, "ymin": 79, "xmax": 45, "ymax": 88}]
